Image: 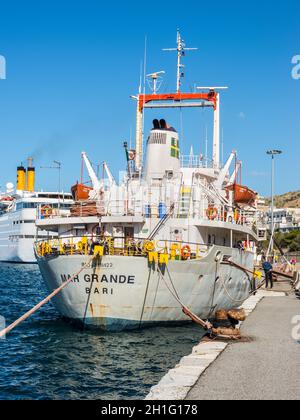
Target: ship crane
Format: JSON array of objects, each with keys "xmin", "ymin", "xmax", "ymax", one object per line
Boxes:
[
  {"xmin": 81, "ymin": 152, "xmax": 102, "ymax": 193},
  {"xmin": 229, "ymin": 160, "xmax": 242, "ymax": 185},
  {"xmin": 133, "ymin": 73, "xmax": 227, "ymax": 172},
  {"xmin": 81, "ymin": 152, "xmax": 116, "ymax": 201},
  {"xmin": 215, "ymin": 150, "xmax": 236, "ymax": 189},
  {"xmin": 197, "ymin": 86, "xmax": 228, "ymax": 171}
]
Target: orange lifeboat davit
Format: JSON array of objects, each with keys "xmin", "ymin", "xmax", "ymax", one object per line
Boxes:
[{"xmin": 226, "ymin": 183, "xmax": 257, "ymax": 206}]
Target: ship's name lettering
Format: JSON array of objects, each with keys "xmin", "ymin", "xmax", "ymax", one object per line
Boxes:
[
  {"xmin": 84, "ymin": 274, "xmax": 135, "ymax": 284},
  {"xmin": 61, "ymin": 274, "xmax": 135, "ymax": 284}
]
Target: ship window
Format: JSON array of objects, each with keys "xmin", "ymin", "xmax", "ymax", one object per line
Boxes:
[
  {"xmin": 37, "ymin": 193, "xmax": 73, "ymax": 200},
  {"xmin": 171, "ymin": 138, "xmax": 179, "ymax": 148},
  {"xmin": 171, "ymin": 148, "xmax": 180, "ymax": 159},
  {"xmin": 22, "ymin": 203, "xmax": 37, "ymax": 209}
]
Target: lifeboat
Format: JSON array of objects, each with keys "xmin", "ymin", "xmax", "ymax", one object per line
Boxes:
[
  {"xmin": 71, "ymin": 183, "xmax": 93, "ymax": 201},
  {"xmin": 0, "ymin": 196, "xmax": 14, "ymax": 203},
  {"xmin": 226, "ymin": 183, "xmax": 257, "ymax": 205}
]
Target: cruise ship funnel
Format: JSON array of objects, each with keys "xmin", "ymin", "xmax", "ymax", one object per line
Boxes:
[
  {"xmin": 17, "ymin": 166, "xmax": 26, "ymax": 191},
  {"xmin": 26, "ymin": 157, "xmax": 35, "ymax": 192}
]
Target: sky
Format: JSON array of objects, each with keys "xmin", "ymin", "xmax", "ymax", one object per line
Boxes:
[{"xmin": 0, "ymin": 0, "xmax": 299, "ymax": 196}]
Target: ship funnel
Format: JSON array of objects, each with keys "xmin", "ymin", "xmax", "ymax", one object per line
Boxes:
[
  {"xmin": 144, "ymin": 120, "xmax": 180, "ymax": 182},
  {"xmin": 17, "ymin": 166, "xmax": 26, "ymax": 191},
  {"xmin": 26, "ymin": 157, "xmax": 35, "ymax": 192}
]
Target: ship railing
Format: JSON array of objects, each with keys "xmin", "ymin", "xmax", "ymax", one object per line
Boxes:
[
  {"xmin": 34, "ymin": 235, "xmax": 213, "ymax": 261},
  {"xmin": 36, "ymin": 199, "xmax": 254, "ymax": 230},
  {"xmin": 180, "ymin": 155, "xmax": 213, "ymax": 169},
  {"xmin": 175, "ymin": 202, "xmax": 251, "ymax": 227}
]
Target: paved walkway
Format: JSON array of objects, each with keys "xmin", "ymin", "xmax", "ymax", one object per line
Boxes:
[{"xmin": 186, "ymin": 286, "xmax": 300, "ymax": 400}]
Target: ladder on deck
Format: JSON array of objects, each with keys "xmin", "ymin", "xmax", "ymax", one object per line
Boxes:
[{"xmin": 148, "ymin": 204, "xmax": 175, "ymax": 241}]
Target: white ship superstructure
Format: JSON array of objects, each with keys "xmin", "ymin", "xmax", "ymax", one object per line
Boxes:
[
  {"xmin": 0, "ymin": 160, "xmax": 73, "ymax": 263},
  {"xmin": 34, "ymin": 32, "xmax": 260, "ymax": 331}
]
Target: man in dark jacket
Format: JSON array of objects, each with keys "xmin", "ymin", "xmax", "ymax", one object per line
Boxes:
[{"xmin": 262, "ymin": 259, "xmax": 273, "ymax": 289}]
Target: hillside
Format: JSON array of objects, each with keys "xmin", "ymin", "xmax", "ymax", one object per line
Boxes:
[{"xmin": 265, "ymin": 190, "xmax": 300, "ymax": 208}]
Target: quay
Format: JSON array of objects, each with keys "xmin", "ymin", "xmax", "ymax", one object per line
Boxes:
[{"xmin": 146, "ymin": 278, "xmax": 300, "ymax": 401}]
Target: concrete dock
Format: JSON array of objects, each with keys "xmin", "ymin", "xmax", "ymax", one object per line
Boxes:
[
  {"xmin": 146, "ymin": 280, "xmax": 300, "ymax": 401},
  {"xmin": 186, "ymin": 282, "xmax": 300, "ymax": 400}
]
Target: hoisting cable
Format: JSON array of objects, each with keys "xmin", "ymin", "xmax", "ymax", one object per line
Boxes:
[{"xmin": 0, "ymin": 256, "xmax": 95, "ymax": 339}]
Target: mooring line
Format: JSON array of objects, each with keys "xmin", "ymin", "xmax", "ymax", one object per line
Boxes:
[
  {"xmin": 0, "ymin": 256, "xmax": 94, "ymax": 339},
  {"xmin": 156, "ymin": 264, "xmax": 212, "ymax": 331}
]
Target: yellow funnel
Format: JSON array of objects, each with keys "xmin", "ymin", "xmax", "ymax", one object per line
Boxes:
[
  {"xmin": 17, "ymin": 166, "xmax": 26, "ymax": 191},
  {"xmin": 27, "ymin": 167, "xmax": 35, "ymax": 192}
]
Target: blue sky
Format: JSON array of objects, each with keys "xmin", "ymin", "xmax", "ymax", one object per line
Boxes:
[{"xmin": 0, "ymin": 0, "xmax": 299, "ymax": 196}]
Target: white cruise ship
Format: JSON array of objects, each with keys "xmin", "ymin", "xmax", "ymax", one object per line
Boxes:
[{"xmin": 0, "ymin": 159, "xmax": 73, "ymax": 263}]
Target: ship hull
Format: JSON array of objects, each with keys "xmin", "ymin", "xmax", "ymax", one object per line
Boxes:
[{"xmin": 37, "ymin": 246, "xmax": 254, "ymax": 331}]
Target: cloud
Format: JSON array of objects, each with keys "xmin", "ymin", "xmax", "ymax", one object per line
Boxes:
[{"xmin": 238, "ymin": 111, "xmax": 246, "ymax": 119}]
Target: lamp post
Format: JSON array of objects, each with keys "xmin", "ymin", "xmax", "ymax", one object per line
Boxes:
[{"xmin": 266, "ymin": 150, "xmax": 282, "ymax": 255}]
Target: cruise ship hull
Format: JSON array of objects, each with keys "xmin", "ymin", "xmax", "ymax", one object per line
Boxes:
[
  {"xmin": 37, "ymin": 246, "xmax": 254, "ymax": 331},
  {"xmin": 0, "ymin": 214, "xmax": 37, "ymax": 263}
]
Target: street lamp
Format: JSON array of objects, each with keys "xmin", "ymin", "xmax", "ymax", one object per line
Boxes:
[{"xmin": 266, "ymin": 149, "xmax": 283, "ymax": 255}]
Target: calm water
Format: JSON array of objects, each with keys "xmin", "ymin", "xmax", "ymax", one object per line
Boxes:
[{"xmin": 0, "ymin": 264, "xmax": 204, "ymax": 400}]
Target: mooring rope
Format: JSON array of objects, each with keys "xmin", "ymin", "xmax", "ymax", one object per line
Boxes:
[
  {"xmin": 219, "ymin": 276, "xmax": 260, "ymax": 304},
  {"xmin": 157, "ymin": 265, "xmax": 212, "ymax": 331},
  {"xmin": 156, "ymin": 260, "xmax": 268, "ymax": 340},
  {"xmin": 0, "ymin": 256, "xmax": 95, "ymax": 339},
  {"xmin": 220, "ymin": 259, "xmax": 266, "ymax": 303},
  {"xmin": 157, "ymin": 266, "xmax": 243, "ymax": 339}
]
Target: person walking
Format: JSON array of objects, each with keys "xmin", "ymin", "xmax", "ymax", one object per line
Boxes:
[{"xmin": 262, "ymin": 258, "xmax": 273, "ymax": 289}]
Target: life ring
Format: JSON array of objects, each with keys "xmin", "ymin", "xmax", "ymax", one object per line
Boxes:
[
  {"xmin": 144, "ymin": 241, "xmax": 155, "ymax": 253},
  {"xmin": 181, "ymin": 245, "xmax": 191, "ymax": 260},
  {"xmin": 206, "ymin": 206, "xmax": 218, "ymax": 220},
  {"xmin": 41, "ymin": 205, "xmax": 52, "ymax": 219}
]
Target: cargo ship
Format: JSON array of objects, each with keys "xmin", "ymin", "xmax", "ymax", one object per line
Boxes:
[{"xmin": 34, "ymin": 32, "xmax": 259, "ymax": 330}]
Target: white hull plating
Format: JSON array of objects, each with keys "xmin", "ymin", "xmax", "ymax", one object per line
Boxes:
[
  {"xmin": 0, "ymin": 213, "xmax": 37, "ymax": 263},
  {"xmin": 37, "ymin": 246, "xmax": 254, "ymax": 331}
]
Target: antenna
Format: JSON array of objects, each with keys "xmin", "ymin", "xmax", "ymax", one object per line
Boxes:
[
  {"xmin": 163, "ymin": 30, "xmax": 197, "ymax": 93},
  {"xmin": 205, "ymin": 126, "xmax": 208, "ymax": 168},
  {"xmin": 40, "ymin": 160, "xmax": 63, "ymax": 208},
  {"xmin": 146, "ymin": 71, "xmax": 165, "ymax": 94},
  {"xmin": 40, "ymin": 161, "xmax": 62, "ymax": 192}
]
